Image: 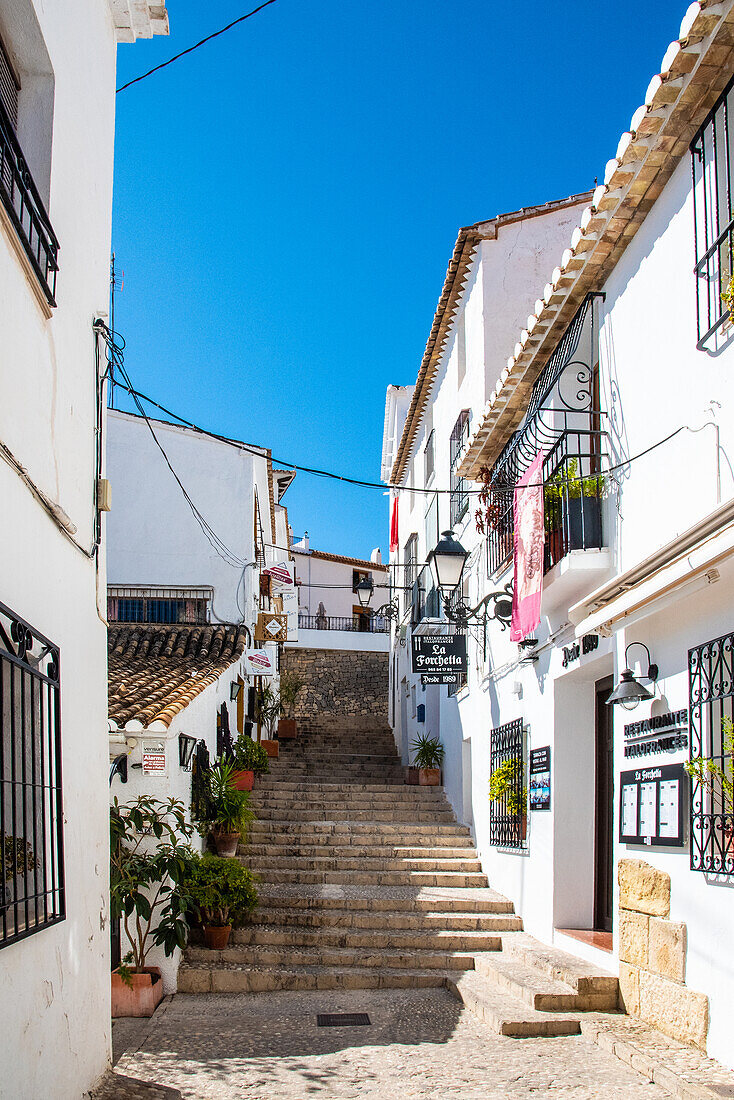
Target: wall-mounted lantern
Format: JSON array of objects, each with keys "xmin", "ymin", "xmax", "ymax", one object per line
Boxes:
[
  {"xmin": 178, "ymin": 733, "xmax": 198, "ymax": 770},
  {"xmin": 607, "ymin": 642, "xmax": 658, "ymax": 710},
  {"xmin": 230, "ymin": 680, "xmax": 242, "ymax": 701},
  {"xmin": 355, "ymin": 577, "xmax": 373, "ymax": 608}
]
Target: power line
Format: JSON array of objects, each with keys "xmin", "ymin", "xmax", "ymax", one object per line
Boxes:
[{"xmin": 116, "ymin": 1, "xmax": 279, "ymax": 94}]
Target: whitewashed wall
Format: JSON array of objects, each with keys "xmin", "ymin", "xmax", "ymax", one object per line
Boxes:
[
  {"xmin": 292, "ymin": 551, "xmax": 389, "ymax": 620},
  {"xmin": 0, "ymin": 1, "xmax": 118, "ymax": 1096}
]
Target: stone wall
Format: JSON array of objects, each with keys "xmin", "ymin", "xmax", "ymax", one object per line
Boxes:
[
  {"xmin": 282, "ymin": 647, "xmax": 388, "ymax": 724},
  {"xmin": 617, "ymin": 858, "xmax": 708, "ymax": 1050}
]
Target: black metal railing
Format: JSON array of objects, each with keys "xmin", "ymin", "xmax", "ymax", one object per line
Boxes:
[
  {"xmin": 489, "ymin": 718, "xmax": 526, "ymax": 849},
  {"xmin": 0, "ymin": 97, "xmax": 58, "ymax": 306},
  {"xmin": 691, "ymin": 74, "xmax": 734, "ymax": 350},
  {"xmin": 450, "ymin": 412, "xmax": 471, "ymax": 527},
  {"xmin": 689, "ymin": 631, "xmax": 734, "ymax": 875},
  {"xmin": 0, "ymin": 600, "xmax": 64, "ymax": 949},
  {"xmin": 298, "ymin": 613, "xmax": 389, "ymax": 633}
]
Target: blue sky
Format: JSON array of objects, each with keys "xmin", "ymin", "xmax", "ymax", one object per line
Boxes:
[{"xmin": 112, "ymin": 0, "xmax": 681, "ymax": 560}]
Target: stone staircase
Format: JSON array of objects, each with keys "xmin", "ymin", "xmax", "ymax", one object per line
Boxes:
[{"xmin": 179, "ymin": 721, "xmax": 620, "ymax": 1035}]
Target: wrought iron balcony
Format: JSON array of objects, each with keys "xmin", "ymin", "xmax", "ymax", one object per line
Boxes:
[
  {"xmin": 484, "ymin": 294, "xmax": 607, "ymax": 578},
  {"xmin": 298, "ymin": 613, "xmax": 389, "ymax": 634},
  {"xmin": 0, "ymin": 97, "xmax": 58, "ymax": 306}
]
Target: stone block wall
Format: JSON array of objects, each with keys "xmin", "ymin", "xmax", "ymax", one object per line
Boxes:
[
  {"xmin": 282, "ymin": 647, "xmax": 388, "ymax": 724},
  {"xmin": 617, "ymin": 858, "xmax": 708, "ymax": 1050}
]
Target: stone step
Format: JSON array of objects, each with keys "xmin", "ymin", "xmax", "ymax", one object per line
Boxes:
[
  {"xmin": 473, "ymin": 953, "xmax": 619, "ymax": 1012},
  {"xmin": 249, "ymin": 799, "xmax": 449, "ymax": 813},
  {"xmin": 240, "ymin": 855, "xmax": 483, "ymax": 872},
  {"xmin": 253, "ymin": 905, "xmax": 522, "ymax": 931},
  {"xmin": 178, "ymin": 963, "xmax": 449, "ymax": 995},
  {"xmin": 246, "ymin": 832, "xmax": 475, "ymax": 849},
  {"xmin": 249, "ymin": 821, "xmax": 470, "ymax": 837},
  {"xmin": 250, "ymin": 809, "xmax": 455, "ymax": 823},
  {"xmin": 502, "ymin": 933, "xmax": 619, "ymax": 998},
  {"xmin": 232, "ymin": 924, "xmax": 504, "ymax": 951},
  {"xmin": 272, "ymin": 751, "xmax": 400, "ymax": 763},
  {"xmin": 185, "ymin": 943, "xmax": 481, "ymax": 971},
  {"xmin": 447, "ymin": 972, "xmax": 582, "ymax": 1038},
  {"xmin": 250, "ymin": 789, "xmax": 446, "ymax": 803},
  {"xmin": 244, "ymin": 844, "xmax": 478, "ymax": 859},
  {"xmin": 254, "ymin": 780, "xmax": 421, "ymax": 794},
  {"xmin": 257, "ymin": 891, "xmax": 515, "ymax": 914},
  {"xmin": 249, "ymin": 869, "xmax": 489, "ymax": 886}
]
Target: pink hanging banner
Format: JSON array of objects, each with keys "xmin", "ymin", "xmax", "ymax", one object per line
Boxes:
[{"xmin": 510, "ymin": 451, "xmax": 545, "ymax": 642}]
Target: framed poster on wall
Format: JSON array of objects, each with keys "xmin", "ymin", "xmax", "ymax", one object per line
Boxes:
[{"xmin": 529, "ymin": 746, "xmax": 551, "ymax": 811}]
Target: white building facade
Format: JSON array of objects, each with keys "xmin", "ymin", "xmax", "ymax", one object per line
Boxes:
[
  {"xmin": 291, "ymin": 541, "xmax": 389, "ymax": 653},
  {"xmin": 385, "ymin": 1, "xmax": 734, "ymax": 1069},
  {"xmin": 0, "ymin": 2, "xmax": 167, "ymax": 1097}
]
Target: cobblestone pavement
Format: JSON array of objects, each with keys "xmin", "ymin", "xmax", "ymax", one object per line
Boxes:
[{"xmin": 104, "ymin": 988, "xmax": 670, "ymax": 1099}]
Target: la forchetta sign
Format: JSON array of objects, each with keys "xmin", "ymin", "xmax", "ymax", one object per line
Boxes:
[{"xmin": 411, "ymin": 635, "xmax": 467, "ymax": 676}]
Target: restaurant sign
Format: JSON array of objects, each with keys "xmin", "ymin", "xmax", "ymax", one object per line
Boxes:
[{"xmin": 411, "ymin": 634, "xmax": 467, "ymax": 677}]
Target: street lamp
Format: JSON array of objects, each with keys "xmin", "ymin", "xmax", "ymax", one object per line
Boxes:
[
  {"xmin": 427, "ymin": 530, "xmax": 513, "ymax": 631},
  {"xmin": 427, "ymin": 530, "xmax": 468, "ymax": 598},
  {"xmin": 607, "ymin": 642, "xmax": 658, "ymax": 710},
  {"xmin": 355, "ymin": 577, "xmax": 373, "ymax": 608}
]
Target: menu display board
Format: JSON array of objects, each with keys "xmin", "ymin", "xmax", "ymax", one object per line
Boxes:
[{"xmin": 619, "ymin": 763, "xmax": 687, "ymax": 847}]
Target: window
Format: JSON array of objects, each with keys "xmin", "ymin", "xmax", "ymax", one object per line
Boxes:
[
  {"xmin": 691, "ymin": 76, "xmax": 734, "ymax": 349},
  {"xmin": 489, "ymin": 719, "xmax": 526, "ymax": 850},
  {"xmin": 403, "ymin": 534, "xmax": 417, "ymax": 612},
  {"xmin": 0, "ymin": 30, "xmax": 58, "ymax": 306},
  {"xmin": 424, "ymin": 493, "xmax": 438, "ymax": 558},
  {"xmin": 352, "ymin": 569, "xmax": 371, "ymax": 593},
  {"xmin": 424, "ymin": 430, "xmax": 435, "ymax": 484},
  {"xmin": 450, "ymin": 411, "xmax": 471, "ymax": 527},
  {"xmin": 108, "ymin": 591, "xmax": 209, "ymax": 624},
  {"xmin": 0, "ymin": 601, "xmax": 65, "ymax": 948}
]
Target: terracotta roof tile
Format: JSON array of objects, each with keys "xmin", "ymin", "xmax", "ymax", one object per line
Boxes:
[{"xmin": 108, "ymin": 623, "xmax": 248, "ymax": 729}]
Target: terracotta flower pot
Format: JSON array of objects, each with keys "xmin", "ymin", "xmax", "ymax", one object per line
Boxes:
[
  {"xmin": 261, "ymin": 739, "xmax": 279, "ymax": 758},
  {"xmin": 111, "ymin": 966, "xmax": 163, "ymax": 1018},
  {"xmin": 203, "ymin": 924, "xmax": 232, "ymax": 950},
  {"xmin": 233, "ymin": 769, "xmax": 255, "ymax": 791},
  {"xmin": 405, "ymin": 766, "xmax": 419, "ymax": 786},
  {"xmin": 212, "ymin": 829, "xmax": 240, "ymax": 857},
  {"xmin": 278, "ymin": 718, "xmax": 298, "ymax": 739},
  {"xmin": 418, "ymin": 767, "xmax": 441, "ymax": 786}
]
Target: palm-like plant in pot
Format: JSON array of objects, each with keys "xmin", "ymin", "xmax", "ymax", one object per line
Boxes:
[
  {"xmin": 109, "ymin": 796, "xmax": 196, "ymax": 1016},
  {"xmin": 410, "ymin": 734, "xmax": 445, "ymax": 786},
  {"xmin": 256, "ymin": 684, "xmax": 281, "ymax": 757},
  {"xmin": 230, "ymin": 735, "xmax": 270, "ymax": 791},
  {"xmin": 278, "ymin": 670, "xmax": 304, "ymax": 739},
  {"xmin": 194, "ymin": 759, "xmax": 255, "ymax": 857},
  {"xmin": 182, "ymin": 853, "xmax": 258, "ymax": 949}
]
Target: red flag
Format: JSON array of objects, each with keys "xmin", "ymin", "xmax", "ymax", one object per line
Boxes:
[
  {"xmin": 510, "ymin": 452, "xmax": 545, "ymax": 642},
  {"xmin": 389, "ymin": 495, "xmax": 399, "ymax": 553}
]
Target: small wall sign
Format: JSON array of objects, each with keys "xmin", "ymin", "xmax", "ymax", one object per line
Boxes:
[
  {"xmin": 619, "ymin": 762, "xmax": 687, "ymax": 847},
  {"xmin": 561, "ymin": 634, "xmax": 599, "ymax": 667},
  {"xmin": 420, "ymin": 673, "xmax": 460, "ymax": 686},
  {"xmin": 255, "ymin": 612, "xmax": 287, "ymax": 642},
  {"xmin": 245, "ymin": 649, "xmax": 275, "ymax": 677},
  {"xmin": 411, "ymin": 635, "xmax": 467, "ymax": 676},
  {"xmin": 529, "ymin": 746, "xmax": 551, "ymax": 811},
  {"xmin": 141, "ymin": 739, "xmax": 166, "ymax": 774}
]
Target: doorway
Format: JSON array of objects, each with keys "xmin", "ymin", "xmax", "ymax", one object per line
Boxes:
[{"xmin": 594, "ymin": 675, "xmax": 614, "ymax": 933}]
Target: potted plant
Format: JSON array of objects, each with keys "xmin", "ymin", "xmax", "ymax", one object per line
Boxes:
[
  {"xmin": 256, "ymin": 684, "xmax": 281, "ymax": 757},
  {"xmin": 193, "ymin": 759, "xmax": 255, "ymax": 857},
  {"xmin": 544, "ymin": 458, "xmax": 604, "ymax": 566},
  {"xmin": 230, "ymin": 735, "xmax": 270, "ymax": 791},
  {"xmin": 410, "ymin": 734, "xmax": 445, "ymax": 786},
  {"xmin": 489, "ymin": 758, "xmax": 528, "ymax": 839},
  {"xmin": 686, "ymin": 716, "xmax": 734, "ymax": 851},
  {"xmin": 182, "ymin": 853, "xmax": 258, "ymax": 949},
  {"xmin": 278, "ymin": 670, "xmax": 304, "ymax": 739},
  {"xmin": 109, "ymin": 796, "xmax": 195, "ymax": 1017}
]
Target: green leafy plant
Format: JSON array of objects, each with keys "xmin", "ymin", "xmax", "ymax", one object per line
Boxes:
[
  {"xmin": 182, "ymin": 853, "xmax": 258, "ymax": 928},
  {"xmin": 685, "ymin": 716, "xmax": 734, "ymax": 814},
  {"xmin": 721, "ymin": 271, "xmax": 734, "ymax": 322},
  {"xmin": 110, "ymin": 796, "xmax": 196, "ymax": 971},
  {"xmin": 192, "ymin": 760, "xmax": 255, "ymax": 838},
  {"xmin": 279, "ymin": 670, "xmax": 304, "ymax": 718},
  {"xmin": 489, "ymin": 759, "xmax": 527, "ymax": 816},
  {"xmin": 231, "ymin": 736, "xmax": 270, "ymax": 776},
  {"xmin": 410, "ymin": 734, "xmax": 445, "ymax": 770},
  {"xmin": 1, "ymin": 835, "xmax": 37, "ymax": 883},
  {"xmin": 255, "ymin": 685, "xmax": 281, "ymax": 738},
  {"xmin": 117, "ymin": 951, "xmax": 135, "ymax": 990}
]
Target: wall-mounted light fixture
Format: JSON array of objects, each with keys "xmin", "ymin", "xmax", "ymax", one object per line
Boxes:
[
  {"xmin": 607, "ymin": 642, "xmax": 658, "ymax": 710},
  {"xmin": 178, "ymin": 733, "xmax": 198, "ymax": 770},
  {"xmin": 427, "ymin": 530, "xmax": 513, "ymax": 630},
  {"xmin": 230, "ymin": 680, "xmax": 242, "ymax": 701},
  {"xmin": 355, "ymin": 577, "xmax": 373, "ymax": 608}
]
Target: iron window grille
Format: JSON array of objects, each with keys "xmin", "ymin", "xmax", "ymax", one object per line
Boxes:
[
  {"xmin": 403, "ymin": 534, "xmax": 418, "ymax": 615},
  {"xmin": 0, "ymin": 83, "xmax": 58, "ymax": 307},
  {"xmin": 489, "ymin": 718, "xmax": 526, "ymax": 849},
  {"xmin": 485, "ymin": 293, "xmax": 607, "ymax": 578},
  {"xmin": 108, "ymin": 597, "xmax": 208, "ymax": 624},
  {"xmin": 689, "ymin": 630, "xmax": 734, "ymax": 875},
  {"xmin": 424, "ymin": 430, "xmax": 435, "ymax": 484},
  {"xmin": 450, "ymin": 411, "xmax": 471, "ymax": 527},
  {"xmin": 0, "ymin": 600, "xmax": 64, "ymax": 948},
  {"xmin": 411, "ymin": 565, "xmax": 440, "ymax": 627},
  {"xmin": 691, "ymin": 75, "xmax": 734, "ymax": 351}
]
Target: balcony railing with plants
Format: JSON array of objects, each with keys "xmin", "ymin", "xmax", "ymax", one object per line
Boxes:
[
  {"xmin": 480, "ymin": 293, "xmax": 607, "ymax": 578},
  {"xmin": 0, "ymin": 97, "xmax": 58, "ymax": 306}
]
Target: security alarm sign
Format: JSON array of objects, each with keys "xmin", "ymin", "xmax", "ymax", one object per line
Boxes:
[
  {"xmin": 141, "ymin": 740, "xmax": 166, "ymax": 774},
  {"xmin": 411, "ymin": 635, "xmax": 467, "ymax": 676}
]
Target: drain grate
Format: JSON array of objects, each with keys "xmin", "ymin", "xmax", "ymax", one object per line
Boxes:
[{"xmin": 316, "ymin": 1013, "xmax": 371, "ymax": 1027}]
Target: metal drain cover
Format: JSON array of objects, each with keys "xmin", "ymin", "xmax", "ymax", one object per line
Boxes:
[{"xmin": 317, "ymin": 1013, "xmax": 371, "ymax": 1027}]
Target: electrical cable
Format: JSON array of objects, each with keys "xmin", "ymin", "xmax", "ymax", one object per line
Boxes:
[{"xmin": 116, "ymin": 0, "xmax": 279, "ymax": 94}]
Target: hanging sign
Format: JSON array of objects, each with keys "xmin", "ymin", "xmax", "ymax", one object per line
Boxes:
[
  {"xmin": 529, "ymin": 746, "xmax": 551, "ymax": 811},
  {"xmin": 619, "ymin": 763, "xmax": 687, "ymax": 847},
  {"xmin": 262, "ymin": 561, "xmax": 295, "ymax": 588},
  {"xmin": 511, "ymin": 451, "xmax": 545, "ymax": 643},
  {"xmin": 280, "ymin": 588, "xmax": 299, "ymax": 642},
  {"xmin": 411, "ymin": 635, "xmax": 467, "ymax": 676},
  {"xmin": 141, "ymin": 739, "xmax": 166, "ymax": 774},
  {"xmin": 421, "ymin": 673, "xmax": 461, "ymax": 686},
  {"xmin": 255, "ymin": 612, "xmax": 288, "ymax": 642},
  {"xmin": 244, "ymin": 648, "xmax": 276, "ymax": 677}
]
